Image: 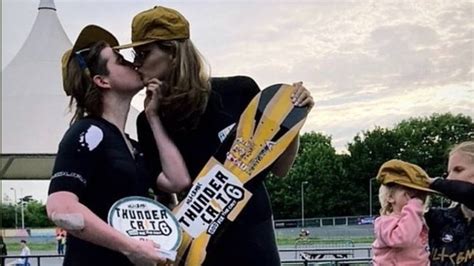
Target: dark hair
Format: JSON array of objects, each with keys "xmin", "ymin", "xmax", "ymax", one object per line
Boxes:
[
  {"xmin": 64, "ymin": 41, "xmax": 110, "ymax": 124},
  {"xmin": 20, "ymin": 240, "xmax": 27, "ymax": 244}
]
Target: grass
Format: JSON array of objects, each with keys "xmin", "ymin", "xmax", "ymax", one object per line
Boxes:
[
  {"xmin": 3, "ymin": 237, "xmax": 374, "ymax": 251},
  {"xmin": 5, "ymin": 242, "xmax": 57, "ymax": 251}
]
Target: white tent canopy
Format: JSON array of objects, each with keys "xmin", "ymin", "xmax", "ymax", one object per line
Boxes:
[
  {"xmin": 2, "ymin": 0, "xmax": 139, "ymax": 180},
  {"xmin": 2, "ymin": 0, "xmax": 71, "ymax": 154}
]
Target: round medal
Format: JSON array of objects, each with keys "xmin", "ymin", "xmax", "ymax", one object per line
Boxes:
[{"xmin": 108, "ymin": 196, "xmax": 182, "ymax": 253}]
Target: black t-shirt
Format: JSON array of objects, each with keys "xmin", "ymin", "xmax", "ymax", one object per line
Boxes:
[
  {"xmin": 426, "ymin": 179, "xmax": 474, "ymax": 266},
  {"xmin": 49, "ymin": 117, "xmax": 155, "ymax": 266},
  {"xmin": 137, "ymin": 76, "xmax": 280, "ymax": 266},
  {"xmin": 425, "ymin": 205, "xmax": 474, "ymax": 266}
]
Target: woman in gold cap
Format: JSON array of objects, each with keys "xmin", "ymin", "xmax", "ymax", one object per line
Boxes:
[{"xmin": 117, "ymin": 5, "xmax": 314, "ymax": 266}]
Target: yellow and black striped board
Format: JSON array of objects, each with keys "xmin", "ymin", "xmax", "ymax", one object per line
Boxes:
[{"xmin": 172, "ymin": 84, "xmax": 309, "ymax": 265}]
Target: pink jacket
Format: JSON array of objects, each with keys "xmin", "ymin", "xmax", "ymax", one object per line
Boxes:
[{"xmin": 372, "ymin": 198, "xmax": 429, "ymax": 266}]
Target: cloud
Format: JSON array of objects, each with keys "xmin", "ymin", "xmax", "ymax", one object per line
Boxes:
[
  {"xmin": 2, "ymin": 0, "xmax": 472, "ymax": 203},
  {"xmin": 128, "ymin": 1, "xmax": 473, "ymax": 152},
  {"xmin": 304, "ymin": 82, "xmax": 473, "ymax": 151},
  {"xmin": 3, "ymin": 0, "xmax": 472, "ymax": 150}
]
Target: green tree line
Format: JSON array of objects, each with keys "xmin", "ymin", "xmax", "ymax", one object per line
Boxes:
[
  {"xmin": 266, "ymin": 112, "xmax": 473, "ymax": 219},
  {"xmin": 1, "ymin": 112, "xmax": 472, "ymax": 227},
  {"xmin": 1, "ymin": 198, "xmax": 54, "ymax": 228}
]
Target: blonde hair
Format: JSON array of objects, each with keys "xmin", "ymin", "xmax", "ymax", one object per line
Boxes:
[
  {"xmin": 378, "ymin": 183, "xmax": 429, "ymax": 215},
  {"xmin": 450, "ymin": 141, "xmax": 474, "ymax": 163},
  {"xmin": 154, "ymin": 39, "xmax": 211, "ymax": 132},
  {"xmin": 448, "ymin": 141, "xmax": 474, "ymax": 208}
]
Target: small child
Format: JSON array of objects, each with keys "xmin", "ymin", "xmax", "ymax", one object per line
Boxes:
[
  {"xmin": 372, "ymin": 159, "xmax": 436, "ymax": 266},
  {"xmin": 12, "ymin": 239, "xmax": 31, "ymax": 266}
]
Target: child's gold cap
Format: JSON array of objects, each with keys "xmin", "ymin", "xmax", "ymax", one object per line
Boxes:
[{"xmin": 376, "ymin": 159, "xmax": 440, "ymax": 193}]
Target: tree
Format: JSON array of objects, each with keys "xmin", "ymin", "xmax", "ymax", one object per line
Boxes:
[
  {"xmin": 0, "ymin": 198, "xmax": 54, "ymax": 228},
  {"xmin": 24, "ymin": 199, "xmax": 55, "ymax": 227},
  {"xmin": 394, "ymin": 113, "xmax": 474, "ymax": 176},
  {"xmin": 342, "ymin": 127, "xmax": 403, "ymax": 215},
  {"xmin": 344, "ymin": 113, "xmax": 473, "ymax": 215},
  {"xmin": 0, "ymin": 203, "xmax": 16, "ymax": 228},
  {"xmin": 266, "ymin": 132, "xmax": 353, "ymax": 218}
]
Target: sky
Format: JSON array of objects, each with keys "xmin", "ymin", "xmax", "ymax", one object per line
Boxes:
[{"xmin": 2, "ymin": 0, "xmax": 473, "ymax": 203}]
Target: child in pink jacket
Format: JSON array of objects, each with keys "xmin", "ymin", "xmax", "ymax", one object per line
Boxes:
[{"xmin": 372, "ymin": 159, "xmax": 437, "ymax": 266}]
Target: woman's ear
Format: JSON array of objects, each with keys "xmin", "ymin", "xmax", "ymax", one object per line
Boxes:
[{"xmin": 92, "ymin": 75, "xmax": 110, "ymax": 89}]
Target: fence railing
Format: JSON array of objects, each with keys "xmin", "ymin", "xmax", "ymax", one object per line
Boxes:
[
  {"xmin": 281, "ymin": 257, "xmax": 372, "ymax": 265},
  {"xmin": 1, "ymin": 247, "xmax": 373, "ymax": 266},
  {"xmin": 274, "ymin": 215, "xmax": 376, "ymax": 228},
  {"xmin": 1, "ymin": 254, "xmax": 64, "ymax": 266},
  {"xmin": 280, "ymin": 245, "xmax": 372, "ymax": 265},
  {"xmin": 280, "ymin": 246, "xmax": 372, "ymax": 258}
]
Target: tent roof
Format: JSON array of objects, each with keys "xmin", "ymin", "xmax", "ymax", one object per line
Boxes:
[
  {"xmin": 2, "ymin": 0, "xmax": 73, "ymax": 154},
  {"xmin": 1, "ymin": 0, "xmax": 140, "ymax": 179},
  {"xmin": 1, "ymin": 154, "xmax": 55, "ymax": 180}
]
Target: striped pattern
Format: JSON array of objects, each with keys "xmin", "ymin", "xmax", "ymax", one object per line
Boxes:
[{"xmin": 224, "ymin": 84, "xmax": 307, "ymax": 183}]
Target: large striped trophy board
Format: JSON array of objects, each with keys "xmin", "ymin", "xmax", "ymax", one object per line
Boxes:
[{"xmin": 172, "ymin": 83, "xmax": 309, "ymax": 265}]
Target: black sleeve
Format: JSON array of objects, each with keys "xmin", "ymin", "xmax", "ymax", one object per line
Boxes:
[
  {"xmin": 213, "ymin": 76, "xmax": 261, "ymax": 120},
  {"xmin": 136, "ymin": 112, "xmax": 163, "ymax": 178},
  {"xmin": 430, "ymin": 178, "xmax": 474, "ymax": 209},
  {"xmin": 137, "ymin": 112, "xmax": 177, "ymax": 206},
  {"xmin": 236, "ymin": 76, "xmax": 260, "ymax": 111},
  {"xmin": 48, "ymin": 121, "xmax": 103, "ymax": 198}
]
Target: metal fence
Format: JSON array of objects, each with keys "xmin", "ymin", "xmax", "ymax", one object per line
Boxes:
[
  {"xmin": 274, "ymin": 215, "xmax": 376, "ymax": 228},
  {"xmin": 294, "ymin": 239, "xmax": 355, "ymax": 259},
  {"xmin": 281, "ymin": 257, "xmax": 372, "ymax": 266},
  {"xmin": 280, "ymin": 246, "xmax": 373, "ymax": 266},
  {"xmin": 1, "ymin": 247, "xmax": 373, "ymax": 266},
  {"xmin": 1, "ymin": 254, "xmax": 64, "ymax": 266}
]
